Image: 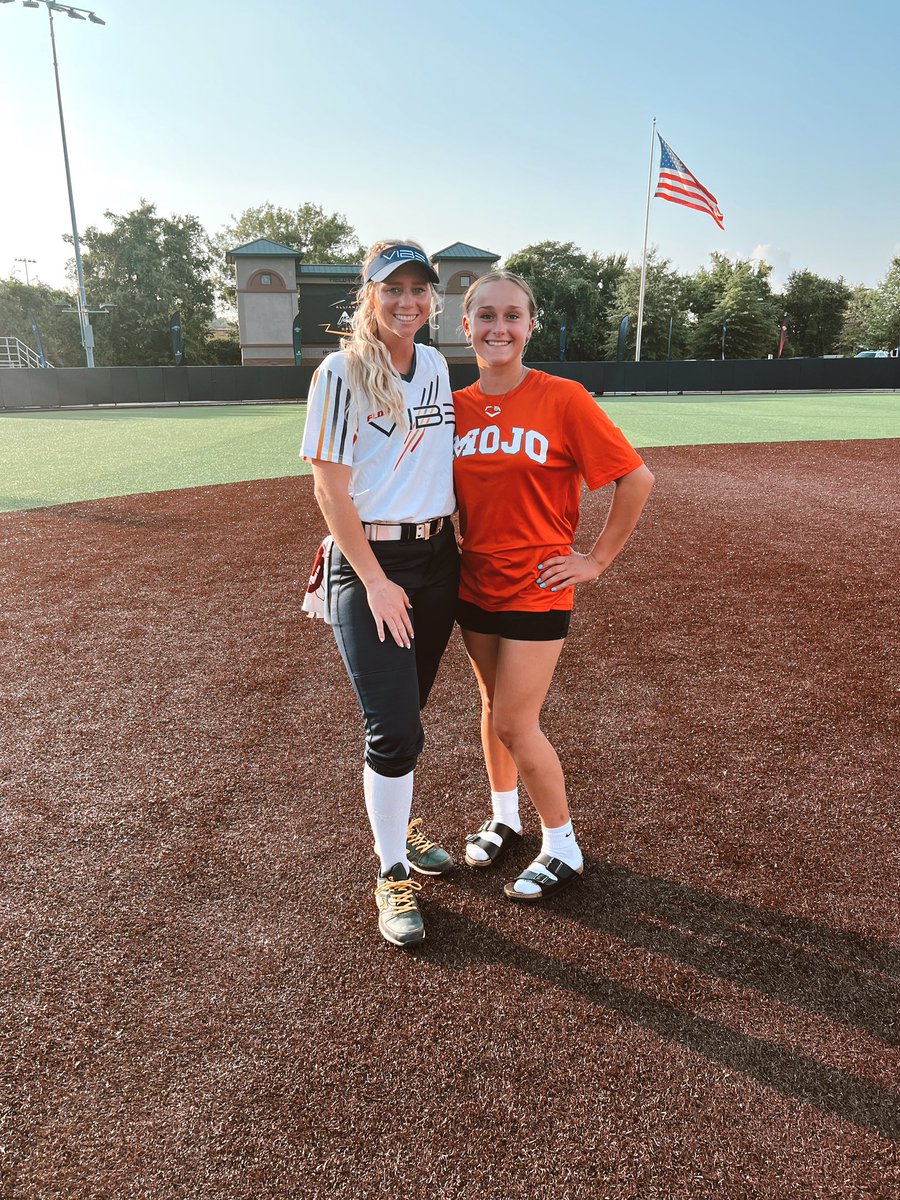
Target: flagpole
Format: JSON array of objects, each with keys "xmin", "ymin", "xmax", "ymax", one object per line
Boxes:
[{"xmin": 635, "ymin": 117, "xmax": 656, "ymax": 363}]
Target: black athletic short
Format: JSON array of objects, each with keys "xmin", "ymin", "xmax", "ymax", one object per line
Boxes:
[{"xmin": 456, "ymin": 598, "xmax": 571, "ymax": 641}]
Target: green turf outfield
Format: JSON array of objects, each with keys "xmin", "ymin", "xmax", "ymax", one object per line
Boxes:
[{"xmin": 1, "ymin": 392, "xmax": 897, "ymax": 513}]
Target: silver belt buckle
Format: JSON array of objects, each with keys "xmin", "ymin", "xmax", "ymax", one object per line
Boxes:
[{"xmin": 415, "ymin": 521, "xmax": 427, "ymax": 540}]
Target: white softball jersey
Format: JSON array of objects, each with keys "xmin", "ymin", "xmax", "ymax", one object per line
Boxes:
[{"xmin": 301, "ymin": 344, "xmax": 456, "ymax": 524}]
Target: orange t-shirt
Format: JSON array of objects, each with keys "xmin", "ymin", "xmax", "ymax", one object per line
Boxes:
[{"xmin": 453, "ymin": 371, "xmax": 644, "ymax": 612}]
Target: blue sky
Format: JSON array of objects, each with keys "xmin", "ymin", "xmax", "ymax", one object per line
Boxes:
[{"xmin": 2, "ymin": 0, "xmax": 898, "ymax": 298}]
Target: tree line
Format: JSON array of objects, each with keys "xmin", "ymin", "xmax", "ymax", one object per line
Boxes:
[
  {"xmin": 510, "ymin": 243, "xmax": 900, "ymax": 363},
  {"xmin": 2, "ymin": 199, "xmax": 898, "ymax": 366}
]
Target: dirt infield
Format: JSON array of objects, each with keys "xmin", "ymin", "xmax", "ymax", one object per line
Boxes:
[{"xmin": 2, "ymin": 439, "xmax": 898, "ymax": 1199}]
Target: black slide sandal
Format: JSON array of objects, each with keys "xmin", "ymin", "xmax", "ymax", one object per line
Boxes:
[
  {"xmin": 464, "ymin": 820, "xmax": 522, "ymax": 868},
  {"xmin": 503, "ymin": 852, "xmax": 583, "ymax": 901}
]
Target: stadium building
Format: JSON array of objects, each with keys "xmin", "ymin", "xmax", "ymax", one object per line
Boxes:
[{"xmin": 225, "ymin": 240, "xmax": 499, "ymax": 367}]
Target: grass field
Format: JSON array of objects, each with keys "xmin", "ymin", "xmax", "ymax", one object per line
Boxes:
[{"xmin": 1, "ymin": 391, "xmax": 897, "ymax": 513}]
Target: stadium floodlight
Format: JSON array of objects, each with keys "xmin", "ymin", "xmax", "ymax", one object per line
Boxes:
[{"xmin": 2, "ymin": 0, "xmax": 107, "ymax": 365}]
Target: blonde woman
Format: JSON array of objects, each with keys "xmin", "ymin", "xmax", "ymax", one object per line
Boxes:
[
  {"xmin": 453, "ymin": 271, "xmax": 655, "ymax": 900},
  {"xmin": 301, "ymin": 241, "xmax": 458, "ymax": 947}
]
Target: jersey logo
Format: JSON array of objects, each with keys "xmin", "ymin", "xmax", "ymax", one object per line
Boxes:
[
  {"xmin": 368, "ymin": 375, "xmax": 455, "ymax": 439},
  {"xmin": 454, "ymin": 425, "xmax": 549, "ymax": 465},
  {"xmin": 368, "ymin": 410, "xmax": 396, "ymax": 437},
  {"xmin": 485, "ymin": 405, "xmax": 501, "ymax": 417}
]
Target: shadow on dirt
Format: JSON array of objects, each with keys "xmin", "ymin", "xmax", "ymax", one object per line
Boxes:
[{"xmin": 424, "ymin": 860, "xmax": 899, "ymax": 1140}]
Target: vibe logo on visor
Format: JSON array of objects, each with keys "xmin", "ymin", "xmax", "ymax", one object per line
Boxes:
[{"xmin": 364, "ymin": 245, "xmax": 439, "ymax": 285}]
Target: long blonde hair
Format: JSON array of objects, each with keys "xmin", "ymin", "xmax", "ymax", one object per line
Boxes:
[{"xmin": 344, "ymin": 239, "xmax": 441, "ymax": 430}]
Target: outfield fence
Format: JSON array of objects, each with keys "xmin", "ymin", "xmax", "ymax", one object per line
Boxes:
[{"xmin": 1, "ymin": 356, "xmax": 898, "ymax": 410}]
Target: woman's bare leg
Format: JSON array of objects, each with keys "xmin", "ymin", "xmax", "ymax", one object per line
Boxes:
[
  {"xmin": 461, "ymin": 629, "xmax": 518, "ymax": 793},
  {"xmin": 463, "ymin": 630, "xmax": 568, "ymax": 826}
]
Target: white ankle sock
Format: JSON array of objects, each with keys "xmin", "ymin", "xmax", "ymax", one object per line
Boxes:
[
  {"xmin": 364, "ymin": 764, "xmax": 414, "ymax": 874},
  {"xmin": 510, "ymin": 819, "xmax": 583, "ymax": 897},
  {"xmin": 467, "ymin": 788, "xmax": 521, "ymax": 863},
  {"xmin": 491, "ymin": 788, "xmax": 521, "ymax": 831},
  {"xmin": 541, "ymin": 819, "xmax": 583, "ymax": 870}
]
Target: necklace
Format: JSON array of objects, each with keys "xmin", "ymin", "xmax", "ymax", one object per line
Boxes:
[{"xmin": 482, "ymin": 367, "xmax": 529, "ymax": 414}]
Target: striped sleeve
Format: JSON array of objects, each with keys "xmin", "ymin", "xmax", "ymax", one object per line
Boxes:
[{"xmin": 300, "ymin": 359, "xmax": 355, "ymax": 465}]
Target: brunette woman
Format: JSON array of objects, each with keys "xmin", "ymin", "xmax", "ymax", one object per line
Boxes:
[{"xmin": 453, "ymin": 271, "xmax": 654, "ymax": 900}]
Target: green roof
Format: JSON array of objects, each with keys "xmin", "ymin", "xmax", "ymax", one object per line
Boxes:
[
  {"xmin": 432, "ymin": 242, "xmax": 499, "ymax": 262},
  {"xmin": 299, "ymin": 263, "xmax": 361, "ymax": 277},
  {"xmin": 225, "ymin": 238, "xmax": 302, "ymax": 260}
]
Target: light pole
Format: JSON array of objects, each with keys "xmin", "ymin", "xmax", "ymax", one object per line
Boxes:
[
  {"xmin": 15, "ymin": 257, "xmax": 37, "ymax": 285},
  {"xmin": 3, "ymin": 0, "xmax": 105, "ymax": 366}
]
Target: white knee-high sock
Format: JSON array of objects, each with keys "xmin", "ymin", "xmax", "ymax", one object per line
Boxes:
[{"xmin": 364, "ymin": 763, "xmax": 414, "ymax": 874}]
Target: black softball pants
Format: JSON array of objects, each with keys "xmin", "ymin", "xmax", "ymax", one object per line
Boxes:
[{"xmin": 329, "ymin": 522, "xmax": 460, "ymax": 778}]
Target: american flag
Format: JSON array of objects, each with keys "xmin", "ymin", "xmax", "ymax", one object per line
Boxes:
[{"xmin": 655, "ymin": 134, "xmax": 724, "ymax": 230}]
